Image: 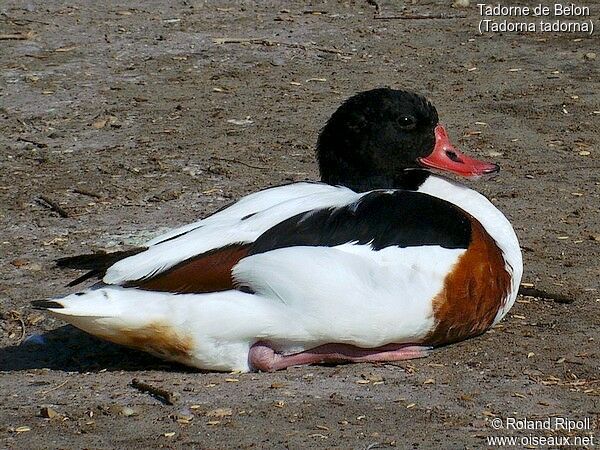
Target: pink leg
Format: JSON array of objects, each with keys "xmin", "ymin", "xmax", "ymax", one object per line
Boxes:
[{"xmin": 249, "ymin": 342, "xmax": 433, "ymax": 372}]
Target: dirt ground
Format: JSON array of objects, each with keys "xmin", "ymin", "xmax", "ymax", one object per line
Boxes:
[{"xmin": 1, "ymin": 0, "xmax": 599, "ymax": 448}]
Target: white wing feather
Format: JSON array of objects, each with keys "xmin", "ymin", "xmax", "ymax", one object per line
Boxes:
[
  {"xmin": 145, "ymin": 182, "xmax": 336, "ymax": 245},
  {"xmin": 104, "ymin": 183, "xmax": 362, "ymax": 285}
]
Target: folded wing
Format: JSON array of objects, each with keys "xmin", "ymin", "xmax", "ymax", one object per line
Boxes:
[{"xmin": 102, "ymin": 183, "xmax": 360, "ymax": 287}]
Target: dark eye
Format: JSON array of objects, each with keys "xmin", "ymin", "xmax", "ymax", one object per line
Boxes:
[{"xmin": 398, "ymin": 116, "xmax": 417, "ymax": 130}]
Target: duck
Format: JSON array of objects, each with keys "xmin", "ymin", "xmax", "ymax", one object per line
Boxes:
[{"xmin": 33, "ymin": 88, "xmax": 523, "ymax": 372}]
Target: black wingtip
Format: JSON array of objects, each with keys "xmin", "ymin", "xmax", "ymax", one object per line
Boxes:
[
  {"xmin": 31, "ymin": 300, "xmax": 64, "ymax": 310},
  {"xmin": 56, "ymin": 253, "xmax": 104, "ymax": 269},
  {"xmin": 65, "ymin": 270, "xmax": 99, "ymax": 287},
  {"xmin": 55, "ymin": 248, "xmax": 148, "ymax": 287},
  {"xmin": 56, "ymin": 248, "xmax": 147, "ymax": 270}
]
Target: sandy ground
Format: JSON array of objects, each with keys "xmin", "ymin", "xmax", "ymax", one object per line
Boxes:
[{"xmin": 1, "ymin": 0, "xmax": 599, "ymax": 448}]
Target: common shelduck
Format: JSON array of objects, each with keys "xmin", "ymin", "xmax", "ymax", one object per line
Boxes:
[{"xmin": 34, "ymin": 88, "xmax": 523, "ymax": 372}]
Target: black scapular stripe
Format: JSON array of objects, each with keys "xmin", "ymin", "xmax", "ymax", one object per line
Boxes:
[{"xmin": 249, "ymin": 190, "xmax": 472, "ymax": 255}]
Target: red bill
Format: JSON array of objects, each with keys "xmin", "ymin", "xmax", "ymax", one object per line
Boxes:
[{"xmin": 419, "ymin": 125, "xmax": 500, "ymax": 178}]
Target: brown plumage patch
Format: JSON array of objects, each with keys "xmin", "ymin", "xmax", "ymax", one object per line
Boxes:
[
  {"xmin": 98, "ymin": 322, "xmax": 193, "ymax": 361},
  {"xmin": 424, "ymin": 218, "xmax": 512, "ymax": 346},
  {"xmin": 129, "ymin": 244, "xmax": 250, "ymax": 293}
]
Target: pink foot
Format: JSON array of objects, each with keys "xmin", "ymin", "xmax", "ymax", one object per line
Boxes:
[{"xmin": 249, "ymin": 342, "xmax": 433, "ymax": 372}]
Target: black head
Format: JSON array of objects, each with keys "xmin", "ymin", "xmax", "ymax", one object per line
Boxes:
[{"xmin": 316, "ymin": 88, "xmax": 498, "ymax": 191}]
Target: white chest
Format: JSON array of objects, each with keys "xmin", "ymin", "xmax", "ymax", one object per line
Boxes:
[{"xmin": 418, "ymin": 175, "xmax": 523, "ymax": 321}]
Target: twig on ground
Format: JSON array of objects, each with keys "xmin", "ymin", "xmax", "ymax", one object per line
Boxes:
[
  {"xmin": 0, "ymin": 31, "xmax": 34, "ymax": 40},
  {"xmin": 17, "ymin": 136, "xmax": 48, "ymax": 148},
  {"xmin": 73, "ymin": 188, "xmax": 104, "ymax": 199},
  {"xmin": 518, "ymin": 285, "xmax": 575, "ymax": 304},
  {"xmin": 16, "ymin": 317, "xmax": 26, "ymax": 343},
  {"xmin": 37, "ymin": 195, "xmax": 71, "ymax": 218},
  {"xmin": 374, "ymin": 13, "xmax": 467, "ymax": 20},
  {"xmin": 213, "ymin": 37, "xmax": 350, "ymax": 55},
  {"xmin": 40, "ymin": 380, "xmax": 69, "ymax": 395},
  {"xmin": 210, "ymin": 156, "xmax": 268, "ymax": 171},
  {"xmin": 131, "ymin": 378, "xmax": 176, "ymax": 405},
  {"xmin": 24, "ymin": 53, "xmax": 50, "ymax": 59},
  {"xmin": 7, "ymin": 311, "xmax": 26, "ymax": 343},
  {"xmin": 1, "ymin": 12, "xmax": 52, "ymax": 26}
]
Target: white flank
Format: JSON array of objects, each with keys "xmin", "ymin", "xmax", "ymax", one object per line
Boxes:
[
  {"xmin": 49, "ymin": 243, "xmax": 463, "ymax": 372},
  {"xmin": 232, "ymin": 243, "xmax": 465, "ymax": 354}
]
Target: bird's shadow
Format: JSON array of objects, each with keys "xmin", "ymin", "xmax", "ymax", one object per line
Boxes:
[{"xmin": 0, "ymin": 325, "xmax": 195, "ymax": 372}]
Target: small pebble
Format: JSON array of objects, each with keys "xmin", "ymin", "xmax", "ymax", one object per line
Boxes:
[
  {"xmin": 206, "ymin": 407, "xmax": 233, "ymax": 418},
  {"xmin": 121, "ymin": 407, "xmax": 136, "ymax": 417},
  {"xmin": 39, "ymin": 407, "xmax": 59, "ymax": 419},
  {"xmin": 453, "ymin": 0, "xmax": 470, "ymax": 7},
  {"xmin": 11, "ymin": 258, "xmax": 29, "ymax": 267}
]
